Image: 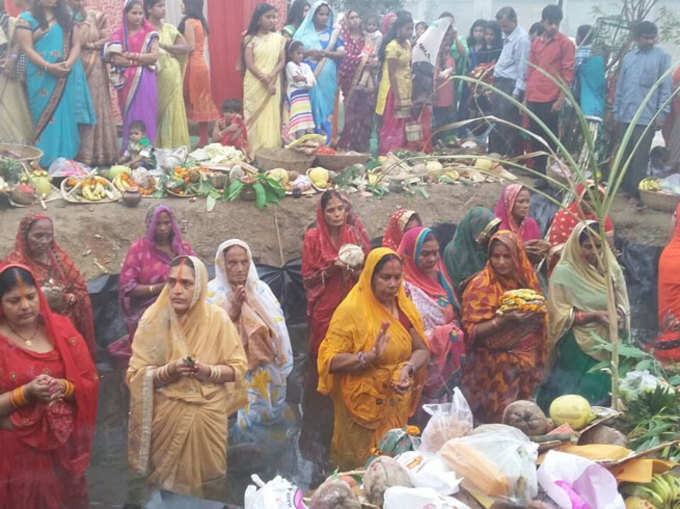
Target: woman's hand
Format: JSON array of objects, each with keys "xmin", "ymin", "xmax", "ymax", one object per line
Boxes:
[
  {"xmin": 65, "ymin": 293, "xmax": 77, "ymax": 307},
  {"xmin": 25, "ymin": 374, "xmax": 53, "ymax": 402},
  {"xmin": 169, "ymin": 358, "xmax": 194, "ymax": 378},
  {"xmin": 46, "ymin": 63, "xmax": 69, "ymax": 78},
  {"xmin": 228, "ymin": 285, "xmax": 247, "ymax": 322},
  {"xmin": 393, "ymin": 364, "xmax": 412, "ymax": 394},
  {"xmin": 502, "ymin": 310, "xmax": 541, "ymax": 324},
  {"xmin": 372, "ymin": 322, "xmax": 391, "ymax": 361},
  {"xmin": 190, "ymin": 361, "xmax": 212, "ymax": 383}
]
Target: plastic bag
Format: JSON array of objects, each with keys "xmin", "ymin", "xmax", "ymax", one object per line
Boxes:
[
  {"xmin": 537, "ymin": 450, "xmax": 624, "ymax": 509},
  {"xmin": 243, "ymin": 474, "xmax": 308, "ymax": 509},
  {"xmin": 619, "ymin": 370, "xmax": 672, "ymax": 403},
  {"xmin": 439, "ymin": 423, "xmax": 538, "ymax": 503},
  {"xmin": 660, "ymin": 173, "xmax": 680, "ymax": 195},
  {"xmin": 383, "ymin": 486, "xmax": 472, "ymax": 509},
  {"xmin": 395, "ymin": 451, "xmax": 462, "ymax": 495},
  {"xmin": 365, "ymin": 426, "xmax": 421, "ymax": 466},
  {"xmin": 420, "ymin": 387, "xmax": 473, "ymax": 453}
]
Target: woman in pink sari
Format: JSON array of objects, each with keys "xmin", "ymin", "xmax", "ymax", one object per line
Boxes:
[
  {"xmin": 104, "ymin": 0, "xmax": 158, "ymax": 149},
  {"xmin": 398, "ymin": 226, "xmax": 465, "ymax": 407},
  {"xmin": 110, "ymin": 205, "xmax": 194, "ymax": 361}
]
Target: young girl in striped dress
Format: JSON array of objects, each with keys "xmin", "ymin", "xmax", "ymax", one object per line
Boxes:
[{"xmin": 285, "ymin": 40, "xmax": 316, "ymax": 139}]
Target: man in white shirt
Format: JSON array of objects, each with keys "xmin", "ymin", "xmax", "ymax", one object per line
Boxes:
[{"xmin": 489, "ymin": 6, "xmax": 530, "ymax": 157}]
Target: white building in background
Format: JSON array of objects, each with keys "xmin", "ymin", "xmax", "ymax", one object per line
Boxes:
[{"xmin": 404, "ymin": 0, "xmax": 678, "ymax": 57}]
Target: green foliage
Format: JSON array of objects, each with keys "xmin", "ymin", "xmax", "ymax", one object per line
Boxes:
[
  {"xmin": 327, "ymin": 0, "xmax": 403, "ymax": 16},
  {"xmin": 658, "ymin": 7, "xmax": 680, "ymax": 46}
]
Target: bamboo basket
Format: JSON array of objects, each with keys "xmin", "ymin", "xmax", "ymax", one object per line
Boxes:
[
  {"xmin": 255, "ymin": 148, "xmax": 315, "ymax": 172},
  {"xmin": 640, "ymin": 189, "xmax": 680, "ymax": 212},
  {"xmin": 0, "ymin": 143, "xmax": 43, "ymax": 163}
]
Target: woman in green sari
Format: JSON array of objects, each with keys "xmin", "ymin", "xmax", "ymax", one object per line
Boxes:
[
  {"xmin": 443, "ymin": 207, "xmax": 501, "ymax": 292},
  {"xmin": 537, "ymin": 221, "xmax": 630, "ymax": 409}
]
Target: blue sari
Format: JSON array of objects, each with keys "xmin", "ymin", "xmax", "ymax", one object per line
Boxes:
[
  {"xmin": 20, "ymin": 13, "xmax": 95, "ymax": 167},
  {"xmin": 293, "ymin": 1, "xmax": 344, "ymax": 143}
]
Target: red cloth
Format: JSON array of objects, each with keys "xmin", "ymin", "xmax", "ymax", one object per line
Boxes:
[
  {"xmin": 218, "ymin": 115, "xmax": 249, "ymax": 153},
  {"xmin": 3, "ymin": 0, "xmax": 21, "ymax": 16},
  {"xmin": 2, "ymin": 214, "xmax": 96, "ymax": 358},
  {"xmin": 338, "ymin": 23, "xmax": 365, "ymax": 98},
  {"xmin": 547, "ymin": 183, "xmax": 614, "ymax": 274},
  {"xmin": 301, "ymin": 193, "xmax": 371, "ymax": 357},
  {"xmin": 526, "ymin": 32, "xmax": 575, "ymax": 103},
  {"xmin": 207, "ymin": 0, "xmax": 286, "ymax": 105},
  {"xmin": 0, "ymin": 264, "xmax": 99, "ymax": 509},
  {"xmin": 655, "ymin": 203, "xmax": 680, "ymax": 362}
]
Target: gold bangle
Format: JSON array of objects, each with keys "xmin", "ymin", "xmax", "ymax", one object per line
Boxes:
[{"xmin": 62, "ymin": 380, "xmax": 75, "ymax": 398}]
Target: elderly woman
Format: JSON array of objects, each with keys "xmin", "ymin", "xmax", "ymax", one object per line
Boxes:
[
  {"xmin": 399, "ymin": 227, "xmax": 465, "ymax": 406},
  {"xmin": 207, "ymin": 240, "xmax": 293, "ymax": 436},
  {"xmin": 538, "ymin": 222, "xmax": 629, "ymax": 408},
  {"xmin": 461, "ymin": 230, "xmax": 547, "ymax": 423},
  {"xmin": 382, "ymin": 208, "xmax": 421, "ymax": 251},
  {"xmin": 127, "ymin": 256, "xmax": 248, "ymax": 499},
  {"xmin": 2, "ymin": 214, "xmax": 96, "ymax": 358},
  {"xmin": 0, "ymin": 264, "xmax": 99, "ymax": 509},
  {"xmin": 318, "ymin": 248, "xmax": 430, "ymax": 469},
  {"xmin": 443, "ymin": 207, "xmax": 501, "ymax": 292}
]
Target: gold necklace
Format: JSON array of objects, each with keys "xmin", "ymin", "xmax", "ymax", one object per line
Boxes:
[{"xmin": 6, "ymin": 322, "xmax": 39, "ymax": 347}]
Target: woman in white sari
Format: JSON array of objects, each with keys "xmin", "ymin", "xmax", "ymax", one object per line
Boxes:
[
  {"xmin": 207, "ymin": 239, "xmax": 294, "ymax": 438},
  {"xmin": 126, "ymin": 255, "xmax": 247, "ymax": 500}
]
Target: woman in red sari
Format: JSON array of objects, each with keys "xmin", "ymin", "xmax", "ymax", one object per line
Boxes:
[
  {"xmin": 2, "ymin": 214, "xmax": 96, "ymax": 358},
  {"xmin": 547, "ymin": 182, "xmax": 615, "ymax": 274},
  {"xmin": 0, "ymin": 264, "xmax": 99, "ymax": 509},
  {"xmin": 300, "ymin": 190, "xmax": 370, "ymax": 480},
  {"xmin": 460, "ymin": 230, "xmax": 547, "ymax": 423},
  {"xmin": 382, "ymin": 208, "xmax": 421, "ymax": 251},
  {"xmin": 655, "ymin": 204, "xmax": 680, "ymax": 369}
]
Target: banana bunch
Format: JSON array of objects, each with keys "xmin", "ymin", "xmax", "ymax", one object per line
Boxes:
[
  {"xmin": 497, "ymin": 289, "xmax": 546, "ymax": 315},
  {"xmin": 628, "ymin": 472, "xmax": 680, "ymax": 508},
  {"xmin": 81, "ymin": 177, "xmax": 114, "ymax": 201},
  {"xmin": 113, "ymin": 173, "xmax": 136, "ymax": 192},
  {"xmin": 639, "ymin": 177, "xmax": 661, "ymax": 192}
]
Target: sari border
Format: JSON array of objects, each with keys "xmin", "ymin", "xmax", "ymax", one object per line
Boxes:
[
  {"xmin": 123, "ymin": 30, "xmax": 159, "ymax": 117},
  {"xmin": 34, "ymin": 28, "xmax": 72, "ymax": 141},
  {"xmin": 128, "ymin": 365, "xmax": 155, "ymax": 476}
]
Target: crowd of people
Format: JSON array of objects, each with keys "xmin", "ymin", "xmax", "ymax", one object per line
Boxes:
[
  {"xmin": 3, "ymin": 178, "xmax": 680, "ymax": 505},
  {"xmin": 1, "ymin": 1, "xmax": 676, "ymax": 206}
]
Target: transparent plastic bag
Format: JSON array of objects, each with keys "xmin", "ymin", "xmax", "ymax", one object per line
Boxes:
[
  {"xmin": 420, "ymin": 387, "xmax": 473, "ymax": 453},
  {"xmin": 243, "ymin": 474, "xmax": 308, "ymax": 509},
  {"xmin": 439, "ymin": 424, "xmax": 538, "ymax": 503}
]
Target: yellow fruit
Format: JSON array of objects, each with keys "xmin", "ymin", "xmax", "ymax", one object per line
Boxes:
[
  {"xmin": 31, "ymin": 176, "xmax": 52, "ymax": 197},
  {"xmin": 308, "ymin": 167, "xmax": 329, "ymax": 188},
  {"xmin": 549, "ymin": 394, "xmax": 594, "ymax": 430},
  {"xmin": 475, "ymin": 157, "xmax": 495, "ymax": 171},
  {"xmin": 624, "ymin": 496, "xmax": 655, "ymax": 509},
  {"xmin": 266, "ymin": 168, "xmax": 289, "ymax": 186}
]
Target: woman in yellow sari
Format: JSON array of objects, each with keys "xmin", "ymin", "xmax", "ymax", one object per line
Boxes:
[
  {"xmin": 318, "ymin": 248, "xmax": 430, "ymax": 470},
  {"xmin": 146, "ymin": 0, "xmax": 190, "ymax": 149},
  {"xmin": 126, "ymin": 255, "xmax": 247, "ymax": 500},
  {"xmin": 243, "ymin": 3, "xmax": 285, "ymax": 157}
]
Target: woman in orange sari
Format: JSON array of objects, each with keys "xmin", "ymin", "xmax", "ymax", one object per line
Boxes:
[
  {"xmin": 318, "ymin": 248, "xmax": 430, "ymax": 469},
  {"xmin": 0, "ymin": 264, "xmax": 99, "ymax": 509},
  {"xmin": 461, "ymin": 230, "xmax": 547, "ymax": 423},
  {"xmin": 2, "ymin": 214, "xmax": 96, "ymax": 358},
  {"xmin": 655, "ymin": 204, "xmax": 680, "ymax": 369}
]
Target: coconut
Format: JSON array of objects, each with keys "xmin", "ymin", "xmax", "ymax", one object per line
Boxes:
[
  {"xmin": 338, "ymin": 243, "xmax": 365, "ymax": 269},
  {"xmin": 579, "ymin": 425, "xmax": 628, "ymax": 447},
  {"xmin": 502, "ymin": 400, "xmax": 549, "ymax": 436},
  {"xmin": 309, "ymin": 478, "xmax": 360, "ymax": 509},
  {"xmin": 363, "ymin": 456, "xmax": 412, "ymax": 507}
]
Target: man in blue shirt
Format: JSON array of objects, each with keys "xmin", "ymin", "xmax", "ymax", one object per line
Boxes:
[{"xmin": 614, "ymin": 21, "xmax": 671, "ymax": 208}]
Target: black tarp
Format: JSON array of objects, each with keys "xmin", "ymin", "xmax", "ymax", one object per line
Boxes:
[{"xmin": 87, "ymin": 197, "xmax": 664, "ymax": 349}]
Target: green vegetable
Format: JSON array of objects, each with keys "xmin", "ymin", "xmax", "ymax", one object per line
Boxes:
[
  {"xmin": 253, "ymin": 181, "xmax": 266, "ymax": 210},
  {"xmin": 224, "ymin": 180, "xmax": 243, "ymax": 201}
]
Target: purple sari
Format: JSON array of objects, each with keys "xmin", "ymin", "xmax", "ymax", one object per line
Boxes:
[
  {"xmin": 110, "ymin": 206, "xmax": 194, "ymax": 360},
  {"xmin": 105, "ymin": 18, "xmax": 158, "ymax": 150}
]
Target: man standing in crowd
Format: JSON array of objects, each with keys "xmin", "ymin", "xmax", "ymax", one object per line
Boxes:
[
  {"xmin": 614, "ymin": 21, "xmax": 671, "ymax": 209},
  {"xmin": 525, "ymin": 4, "xmax": 574, "ymax": 182},
  {"xmin": 489, "ymin": 6, "xmax": 530, "ymax": 157}
]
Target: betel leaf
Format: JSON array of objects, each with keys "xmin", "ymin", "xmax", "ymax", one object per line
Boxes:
[
  {"xmin": 206, "ymin": 195, "xmax": 217, "ymax": 212},
  {"xmin": 224, "ymin": 180, "xmax": 243, "ymax": 201},
  {"xmin": 252, "ymin": 181, "xmax": 266, "ymax": 211}
]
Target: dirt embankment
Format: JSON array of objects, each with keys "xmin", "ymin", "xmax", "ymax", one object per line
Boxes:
[{"xmin": 0, "ymin": 181, "xmax": 672, "ymax": 280}]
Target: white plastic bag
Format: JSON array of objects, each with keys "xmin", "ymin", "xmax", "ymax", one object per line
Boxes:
[
  {"xmin": 395, "ymin": 450, "xmax": 461, "ymax": 495},
  {"xmin": 420, "ymin": 387, "xmax": 473, "ymax": 453},
  {"xmin": 440, "ymin": 423, "xmax": 538, "ymax": 503},
  {"xmin": 537, "ymin": 451, "xmax": 624, "ymax": 509},
  {"xmin": 383, "ymin": 486, "xmax": 472, "ymax": 509},
  {"xmin": 243, "ymin": 474, "xmax": 308, "ymax": 509}
]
